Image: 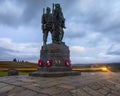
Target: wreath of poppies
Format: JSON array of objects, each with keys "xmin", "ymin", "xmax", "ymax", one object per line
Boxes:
[
  {"xmin": 46, "ymin": 60, "xmax": 52, "ymax": 67},
  {"xmin": 65, "ymin": 60, "xmax": 71, "ymax": 67},
  {"xmin": 38, "ymin": 60, "xmax": 43, "ymax": 67}
]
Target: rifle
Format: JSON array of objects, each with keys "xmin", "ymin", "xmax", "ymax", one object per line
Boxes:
[
  {"xmin": 52, "ymin": 3, "xmax": 55, "ymax": 30},
  {"xmin": 52, "ymin": 3, "xmax": 54, "ymax": 14},
  {"xmin": 43, "ymin": 8, "xmax": 45, "ymax": 15},
  {"xmin": 42, "ymin": 8, "xmax": 45, "ymax": 31}
]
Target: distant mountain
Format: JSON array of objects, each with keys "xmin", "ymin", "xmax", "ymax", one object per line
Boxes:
[
  {"xmin": 107, "ymin": 63, "xmax": 120, "ymax": 71},
  {"xmin": 72, "ymin": 63, "xmax": 120, "ymax": 71},
  {"xmin": 72, "ymin": 64, "xmax": 91, "ymax": 68},
  {"xmin": 73, "ymin": 62, "xmax": 120, "ymax": 66}
]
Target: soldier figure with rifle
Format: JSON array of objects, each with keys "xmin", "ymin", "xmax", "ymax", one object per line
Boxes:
[
  {"xmin": 41, "ymin": 3, "xmax": 65, "ymax": 45},
  {"xmin": 41, "ymin": 7, "xmax": 53, "ymax": 45}
]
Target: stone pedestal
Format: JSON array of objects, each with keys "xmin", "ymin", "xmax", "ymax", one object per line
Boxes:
[
  {"xmin": 29, "ymin": 44, "xmax": 80, "ymax": 77},
  {"xmin": 41, "ymin": 44, "xmax": 69, "ymax": 66}
]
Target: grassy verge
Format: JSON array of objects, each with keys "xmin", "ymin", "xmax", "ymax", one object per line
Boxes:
[
  {"xmin": 0, "ymin": 68, "xmax": 37, "ymax": 71},
  {"xmin": 0, "ymin": 71, "xmax": 33, "ymax": 77},
  {"xmin": 0, "ymin": 71, "xmax": 8, "ymax": 77}
]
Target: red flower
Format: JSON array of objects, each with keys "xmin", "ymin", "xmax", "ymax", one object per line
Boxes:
[
  {"xmin": 46, "ymin": 60, "xmax": 52, "ymax": 67},
  {"xmin": 38, "ymin": 60, "xmax": 43, "ymax": 67},
  {"xmin": 65, "ymin": 60, "xmax": 71, "ymax": 67}
]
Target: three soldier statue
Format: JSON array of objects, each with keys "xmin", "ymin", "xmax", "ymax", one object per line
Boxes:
[{"xmin": 41, "ymin": 3, "xmax": 65, "ymax": 45}]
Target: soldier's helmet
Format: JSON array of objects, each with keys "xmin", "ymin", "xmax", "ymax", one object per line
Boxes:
[
  {"xmin": 55, "ymin": 4, "xmax": 60, "ymax": 9},
  {"xmin": 46, "ymin": 7, "xmax": 51, "ymax": 13}
]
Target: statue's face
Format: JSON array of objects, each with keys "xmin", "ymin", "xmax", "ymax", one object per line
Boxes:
[{"xmin": 46, "ymin": 7, "xmax": 51, "ymax": 13}]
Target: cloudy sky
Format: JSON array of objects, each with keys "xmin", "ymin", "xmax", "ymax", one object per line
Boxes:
[{"xmin": 0, "ymin": 0, "xmax": 120, "ymax": 64}]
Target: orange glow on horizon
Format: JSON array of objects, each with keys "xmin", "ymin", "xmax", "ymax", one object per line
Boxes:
[{"xmin": 101, "ymin": 67, "xmax": 108, "ymax": 71}]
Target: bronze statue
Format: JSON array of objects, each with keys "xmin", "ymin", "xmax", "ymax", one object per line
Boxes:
[
  {"xmin": 52, "ymin": 3, "xmax": 65, "ymax": 44},
  {"xmin": 41, "ymin": 4, "xmax": 65, "ymax": 45},
  {"xmin": 41, "ymin": 7, "xmax": 53, "ymax": 45}
]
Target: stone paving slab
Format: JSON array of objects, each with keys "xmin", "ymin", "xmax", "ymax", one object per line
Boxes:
[
  {"xmin": 71, "ymin": 88, "xmax": 91, "ymax": 96},
  {"xmin": 0, "ymin": 72, "xmax": 120, "ymax": 96}
]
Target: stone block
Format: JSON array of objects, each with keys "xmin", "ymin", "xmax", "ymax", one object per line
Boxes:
[{"xmin": 8, "ymin": 69, "xmax": 19, "ymax": 76}]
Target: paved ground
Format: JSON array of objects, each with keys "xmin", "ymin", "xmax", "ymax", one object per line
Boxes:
[{"xmin": 0, "ymin": 72, "xmax": 120, "ymax": 96}]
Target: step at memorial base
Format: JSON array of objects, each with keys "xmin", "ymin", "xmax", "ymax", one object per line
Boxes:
[{"xmin": 29, "ymin": 71, "xmax": 81, "ymax": 77}]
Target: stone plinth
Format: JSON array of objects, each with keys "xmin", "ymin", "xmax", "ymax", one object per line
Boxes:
[
  {"xmin": 40, "ymin": 44, "xmax": 70, "ymax": 66},
  {"xmin": 29, "ymin": 44, "xmax": 80, "ymax": 77}
]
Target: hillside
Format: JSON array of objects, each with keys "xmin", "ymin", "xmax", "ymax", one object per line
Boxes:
[{"xmin": 0, "ymin": 61, "xmax": 37, "ymax": 71}]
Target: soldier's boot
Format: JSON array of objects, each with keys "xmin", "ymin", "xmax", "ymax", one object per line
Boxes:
[
  {"xmin": 43, "ymin": 39, "xmax": 47, "ymax": 45},
  {"xmin": 43, "ymin": 42, "xmax": 46, "ymax": 45},
  {"xmin": 43, "ymin": 36, "xmax": 47, "ymax": 45}
]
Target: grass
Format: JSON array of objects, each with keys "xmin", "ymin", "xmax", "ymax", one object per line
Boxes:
[
  {"xmin": 0, "ymin": 61, "xmax": 37, "ymax": 69},
  {"xmin": 0, "ymin": 71, "xmax": 32, "ymax": 77},
  {"xmin": 0, "ymin": 61, "xmax": 37, "ymax": 77},
  {"xmin": 0, "ymin": 71, "xmax": 8, "ymax": 77},
  {"xmin": 0, "ymin": 68, "xmax": 37, "ymax": 71}
]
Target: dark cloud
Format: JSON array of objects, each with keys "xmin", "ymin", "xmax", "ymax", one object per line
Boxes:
[
  {"xmin": 0, "ymin": 12, "xmax": 19, "ymax": 26},
  {"xmin": 0, "ymin": 0, "xmax": 75, "ymax": 27},
  {"xmin": 64, "ymin": 0, "xmax": 120, "ymax": 44},
  {"xmin": 0, "ymin": 46, "xmax": 39, "ymax": 62},
  {"xmin": 0, "ymin": 47, "xmax": 15, "ymax": 53},
  {"xmin": 19, "ymin": 0, "xmax": 43, "ymax": 25},
  {"xmin": 19, "ymin": 0, "xmax": 76, "ymax": 26},
  {"xmin": 108, "ymin": 51, "xmax": 120, "ymax": 55},
  {"xmin": 107, "ymin": 45, "xmax": 120, "ymax": 55},
  {"xmin": 66, "ymin": 29, "xmax": 87, "ymax": 38},
  {"xmin": 0, "ymin": 47, "xmax": 15, "ymax": 60},
  {"xmin": 0, "ymin": 0, "xmax": 42, "ymax": 27},
  {"xmin": 0, "ymin": 0, "xmax": 4, "ymax": 4}
]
